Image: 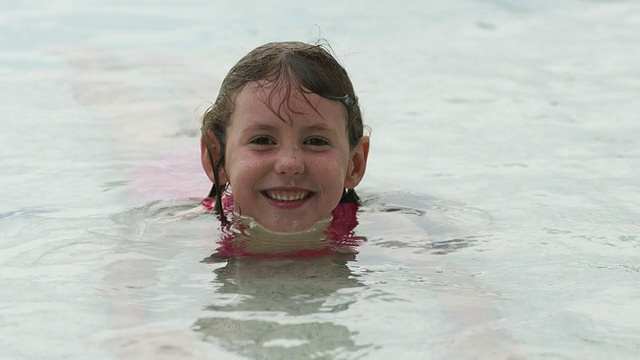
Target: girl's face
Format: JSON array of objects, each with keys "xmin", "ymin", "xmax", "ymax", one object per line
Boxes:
[{"xmin": 209, "ymin": 82, "xmax": 369, "ymax": 232}]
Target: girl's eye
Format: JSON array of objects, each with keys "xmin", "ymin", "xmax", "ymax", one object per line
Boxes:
[
  {"xmin": 250, "ymin": 136, "xmax": 275, "ymax": 145},
  {"xmin": 304, "ymin": 137, "xmax": 330, "ymax": 146}
]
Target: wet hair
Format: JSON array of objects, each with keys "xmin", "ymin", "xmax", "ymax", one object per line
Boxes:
[{"xmin": 202, "ymin": 41, "xmax": 365, "ymax": 222}]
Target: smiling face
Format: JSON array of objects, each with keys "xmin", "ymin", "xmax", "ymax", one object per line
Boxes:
[{"xmin": 207, "ymin": 82, "xmax": 369, "ymax": 232}]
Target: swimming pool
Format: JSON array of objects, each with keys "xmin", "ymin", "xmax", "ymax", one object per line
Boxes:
[{"xmin": 1, "ymin": 1, "xmax": 639, "ymax": 358}]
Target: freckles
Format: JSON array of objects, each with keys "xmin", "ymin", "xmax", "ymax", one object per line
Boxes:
[
  {"xmin": 238, "ymin": 159, "xmax": 260, "ymax": 170},
  {"xmin": 230, "ymin": 154, "xmax": 264, "ymax": 173},
  {"xmin": 311, "ymin": 153, "xmax": 347, "ymax": 176},
  {"xmin": 311, "ymin": 160, "xmax": 346, "ymax": 191}
]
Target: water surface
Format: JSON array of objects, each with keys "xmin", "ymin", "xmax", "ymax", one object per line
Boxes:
[{"xmin": 1, "ymin": 1, "xmax": 639, "ymax": 359}]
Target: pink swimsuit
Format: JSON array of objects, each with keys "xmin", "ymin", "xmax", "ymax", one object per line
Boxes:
[{"xmin": 201, "ymin": 195, "xmax": 364, "ymax": 258}]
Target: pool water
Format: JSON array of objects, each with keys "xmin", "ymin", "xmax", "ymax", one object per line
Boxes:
[{"xmin": 1, "ymin": 1, "xmax": 639, "ymax": 359}]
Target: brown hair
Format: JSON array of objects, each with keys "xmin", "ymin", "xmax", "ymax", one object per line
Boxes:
[{"xmin": 202, "ymin": 41, "xmax": 365, "ymax": 221}]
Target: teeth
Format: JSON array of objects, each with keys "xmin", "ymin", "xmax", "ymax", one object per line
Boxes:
[{"xmin": 267, "ymin": 191, "xmax": 308, "ymax": 201}]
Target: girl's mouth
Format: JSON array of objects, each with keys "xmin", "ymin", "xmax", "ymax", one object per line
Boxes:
[{"xmin": 263, "ymin": 190, "xmax": 312, "ymax": 202}]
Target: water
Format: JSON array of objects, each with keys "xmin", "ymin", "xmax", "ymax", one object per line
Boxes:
[{"xmin": 1, "ymin": 0, "xmax": 639, "ymax": 359}]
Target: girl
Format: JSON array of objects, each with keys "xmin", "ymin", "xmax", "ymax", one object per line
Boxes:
[{"xmin": 199, "ymin": 41, "xmax": 370, "ymax": 255}]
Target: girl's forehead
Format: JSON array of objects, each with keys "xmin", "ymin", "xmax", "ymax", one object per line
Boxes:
[
  {"xmin": 241, "ymin": 81, "xmax": 317, "ymax": 106},
  {"xmin": 232, "ymin": 81, "xmax": 348, "ymax": 125}
]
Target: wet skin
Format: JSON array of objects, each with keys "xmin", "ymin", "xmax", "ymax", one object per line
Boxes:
[{"xmin": 202, "ymin": 82, "xmax": 369, "ymax": 232}]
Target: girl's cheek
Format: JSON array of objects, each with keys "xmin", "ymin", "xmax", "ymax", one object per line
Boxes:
[{"xmin": 230, "ymin": 151, "xmax": 264, "ymax": 171}]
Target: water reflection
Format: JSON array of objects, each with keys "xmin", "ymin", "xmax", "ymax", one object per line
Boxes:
[{"xmin": 195, "ymin": 256, "xmax": 372, "ymax": 359}]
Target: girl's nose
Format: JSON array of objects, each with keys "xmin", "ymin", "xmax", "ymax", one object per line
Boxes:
[{"xmin": 274, "ymin": 144, "xmax": 305, "ymax": 175}]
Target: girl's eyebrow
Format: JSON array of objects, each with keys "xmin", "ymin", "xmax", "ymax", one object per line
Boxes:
[
  {"xmin": 242, "ymin": 121, "xmax": 337, "ymax": 133},
  {"xmin": 303, "ymin": 123, "xmax": 337, "ymax": 134},
  {"xmin": 241, "ymin": 123, "xmax": 279, "ymax": 133}
]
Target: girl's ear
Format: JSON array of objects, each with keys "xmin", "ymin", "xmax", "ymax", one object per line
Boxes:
[
  {"xmin": 344, "ymin": 136, "xmax": 370, "ymax": 189},
  {"xmin": 200, "ymin": 131, "xmax": 228, "ymax": 184}
]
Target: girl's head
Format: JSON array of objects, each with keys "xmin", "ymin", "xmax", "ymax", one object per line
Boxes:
[{"xmin": 201, "ymin": 41, "xmax": 369, "ymax": 232}]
